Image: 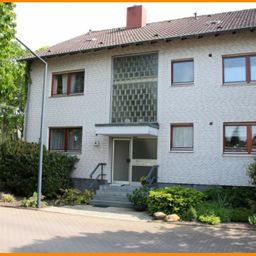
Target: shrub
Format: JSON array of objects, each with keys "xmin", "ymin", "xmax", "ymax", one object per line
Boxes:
[
  {"xmin": 231, "ymin": 208, "xmax": 253, "ymax": 223},
  {"xmin": 248, "ymin": 214, "xmax": 256, "ymax": 225},
  {"xmin": 0, "ymin": 141, "xmax": 78, "ymax": 197},
  {"xmin": 181, "ymin": 206, "xmax": 197, "ymax": 221},
  {"xmin": 196, "ymin": 202, "xmax": 232, "ymax": 223},
  {"xmin": 198, "ymin": 215, "xmax": 221, "ymax": 225},
  {"xmin": 127, "ymin": 186, "xmax": 150, "ymax": 211},
  {"xmin": 247, "ymin": 158, "xmax": 256, "ymax": 186},
  {"xmin": 54, "ymin": 188, "xmax": 93, "ymax": 206},
  {"xmin": 0, "ymin": 193, "xmax": 16, "ymax": 203},
  {"xmin": 147, "ymin": 186, "xmax": 205, "ymax": 215},
  {"xmin": 204, "ymin": 186, "xmax": 256, "ymax": 209},
  {"xmin": 203, "ymin": 186, "xmax": 230, "ymax": 207},
  {"xmin": 21, "ymin": 192, "xmax": 47, "ymax": 208}
]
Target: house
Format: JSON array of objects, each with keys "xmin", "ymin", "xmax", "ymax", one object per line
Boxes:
[{"xmin": 24, "ymin": 6, "xmax": 256, "ymax": 190}]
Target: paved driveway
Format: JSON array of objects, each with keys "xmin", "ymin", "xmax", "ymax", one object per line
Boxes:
[{"xmin": 0, "ymin": 206, "xmax": 256, "ymax": 252}]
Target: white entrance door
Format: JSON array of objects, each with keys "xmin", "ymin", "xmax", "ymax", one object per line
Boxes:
[{"xmin": 112, "ymin": 139, "xmax": 131, "ymax": 184}]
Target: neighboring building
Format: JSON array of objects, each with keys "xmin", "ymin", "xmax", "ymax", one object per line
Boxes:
[{"xmin": 25, "ymin": 6, "xmax": 256, "ymax": 188}]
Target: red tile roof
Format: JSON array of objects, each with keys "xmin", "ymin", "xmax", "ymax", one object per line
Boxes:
[{"xmin": 28, "ymin": 8, "xmax": 256, "ymax": 60}]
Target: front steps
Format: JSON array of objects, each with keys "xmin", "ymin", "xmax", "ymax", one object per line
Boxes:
[{"xmin": 90, "ymin": 184, "xmax": 140, "ymax": 208}]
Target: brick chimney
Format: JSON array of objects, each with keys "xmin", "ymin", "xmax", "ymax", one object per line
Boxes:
[{"xmin": 126, "ymin": 5, "xmax": 146, "ymax": 29}]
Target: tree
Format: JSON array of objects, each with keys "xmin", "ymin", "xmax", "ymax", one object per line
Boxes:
[{"xmin": 0, "ymin": 3, "xmax": 27, "ymax": 144}]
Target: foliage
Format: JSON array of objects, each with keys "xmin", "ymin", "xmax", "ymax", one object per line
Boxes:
[
  {"xmin": 0, "ymin": 141, "xmax": 78, "ymax": 197},
  {"xmin": 230, "ymin": 208, "xmax": 253, "ymax": 223},
  {"xmin": 0, "ymin": 3, "xmax": 27, "ymax": 144},
  {"xmin": 247, "ymin": 158, "xmax": 256, "ymax": 186},
  {"xmin": 54, "ymin": 188, "xmax": 93, "ymax": 206},
  {"xmin": 204, "ymin": 186, "xmax": 256, "ymax": 209},
  {"xmin": 127, "ymin": 186, "xmax": 150, "ymax": 210},
  {"xmin": 181, "ymin": 206, "xmax": 198, "ymax": 221},
  {"xmin": 198, "ymin": 215, "xmax": 221, "ymax": 225},
  {"xmin": 139, "ymin": 176, "xmax": 149, "ymax": 187},
  {"xmin": 147, "ymin": 186, "xmax": 205, "ymax": 215},
  {"xmin": 21, "ymin": 192, "xmax": 47, "ymax": 208},
  {"xmin": 0, "ymin": 192, "xmax": 16, "ymax": 203},
  {"xmin": 196, "ymin": 202, "xmax": 232, "ymax": 223},
  {"xmin": 248, "ymin": 214, "xmax": 256, "ymax": 225}
]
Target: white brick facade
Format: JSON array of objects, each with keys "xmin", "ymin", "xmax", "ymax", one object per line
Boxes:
[{"xmin": 26, "ymin": 31, "xmax": 256, "ymax": 186}]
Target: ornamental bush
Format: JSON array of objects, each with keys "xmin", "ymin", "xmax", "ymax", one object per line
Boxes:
[
  {"xmin": 196, "ymin": 202, "xmax": 232, "ymax": 223},
  {"xmin": 147, "ymin": 186, "xmax": 205, "ymax": 215},
  {"xmin": 247, "ymin": 158, "xmax": 256, "ymax": 186},
  {"xmin": 198, "ymin": 214, "xmax": 221, "ymax": 225},
  {"xmin": 54, "ymin": 188, "xmax": 93, "ymax": 206},
  {"xmin": 204, "ymin": 185, "xmax": 256, "ymax": 209},
  {"xmin": 0, "ymin": 141, "xmax": 78, "ymax": 198}
]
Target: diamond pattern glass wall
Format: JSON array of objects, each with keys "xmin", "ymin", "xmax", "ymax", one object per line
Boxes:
[{"xmin": 112, "ymin": 53, "xmax": 158, "ymax": 123}]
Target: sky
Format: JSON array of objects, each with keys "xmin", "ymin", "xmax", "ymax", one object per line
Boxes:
[{"xmin": 15, "ymin": 2, "xmax": 256, "ymax": 50}]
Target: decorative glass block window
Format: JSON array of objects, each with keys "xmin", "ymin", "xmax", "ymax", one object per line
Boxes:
[
  {"xmin": 224, "ymin": 123, "xmax": 256, "ymax": 154},
  {"xmin": 112, "ymin": 53, "xmax": 158, "ymax": 123},
  {"xmin": 170, "ymin": 124, "xmax": 193, "ymax": 151},
  {"xmin": 172, "ymin": 59, "xmax": 194, "ymax": 83},
  {"xmin": 223, "ymin": 55, "xmax": 256, "ymax": 83},
  {"xmin": 49, "ymin": 127, "xmax": 82, "ymax": 152},
  {"xmin": 52, "ymin": 71, "xmax": 84, "ymax": 96}
]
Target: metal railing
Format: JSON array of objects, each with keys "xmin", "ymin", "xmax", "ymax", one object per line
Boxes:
[
  {"xmin": 145, "ymin": 165, "xmax": 158, "ymax": 187},
  {"xmin": 89, "ymin": 163, "xmax": 107, "ymax": 190}
]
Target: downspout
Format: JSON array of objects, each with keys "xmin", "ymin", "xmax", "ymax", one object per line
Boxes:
[{"xmin": 23, "ymin": 62, "xmax": 32, "ymax": 142}]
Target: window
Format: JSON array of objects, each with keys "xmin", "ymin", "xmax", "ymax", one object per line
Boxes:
[
  {"xmin": 223, "ymin": 55, "xmax": 256, "ymax": 83},
  {"xmin": 49, "ymin": 127, "xmax": 82, "ymax": 152},
  {"xmin": 52, "ymin": 71, "xmax": 84, "ymax": 96},
  {"xmin": 172, "ymin": 59, "xmax": 194, "ymax": 84},
  {"xmin": 170, "ymin": 124, "xmax": 193, "ymax": 150},
  {"xmin": 224, "ymin": 123, "xmax": 256, "ymax": 154}
]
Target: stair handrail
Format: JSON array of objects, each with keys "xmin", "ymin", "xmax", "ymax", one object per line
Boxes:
[
  {"xmin": 90, "ymin": 163, "xmax": 106, "ymax": 179},
  {"xmin": 145, "ymin": 165, "xmax": 158, "ymax": 186},
  {"xmin": 89, "ymin": 163, "xmax": 107, "ymax": 190}
]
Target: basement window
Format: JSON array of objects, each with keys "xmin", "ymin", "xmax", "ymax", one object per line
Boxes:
[{"xmin": 51, "ymin": 71, "xmax": 84, "ymax": 96}]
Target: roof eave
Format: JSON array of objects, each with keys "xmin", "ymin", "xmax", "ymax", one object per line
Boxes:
[{"xmin": 21, "ymin": 26, "xmax": 256, "ymax": 62}]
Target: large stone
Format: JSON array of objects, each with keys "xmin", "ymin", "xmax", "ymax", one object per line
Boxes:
[
  {"xmin": 165, "ymin": 214, "xmax": 180, "ymax": 222},
  {"xmin": 153, "ymin": 212, "xmax": 166, "ymax": 220}
]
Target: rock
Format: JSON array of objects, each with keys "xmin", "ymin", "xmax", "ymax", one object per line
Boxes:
[
  {"xmin": 153, "ymin": 211, "xmax": 166, "ymax": 220},
  {"xmin": 165, "ymin": 214, "xmax": 180, "ymax": 222}
]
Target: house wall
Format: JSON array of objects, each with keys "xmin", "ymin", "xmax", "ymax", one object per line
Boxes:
[{"xmin": 26, "ymin": 31, "xmax": 256, "ymax": 186}]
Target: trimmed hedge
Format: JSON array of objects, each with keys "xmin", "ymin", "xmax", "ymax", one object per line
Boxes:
[
  {"xmin": 0, "ymin": 141, "xmax": 78, "ymax": 197},
  {"xmin": 147, "ymin": 186, "xmax": 205, "ymax": 215}
]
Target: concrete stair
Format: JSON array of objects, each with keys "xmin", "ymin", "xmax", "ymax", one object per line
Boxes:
[{"xmin": 90, "ymin": 184, "xmax": 140, "ymax": 208}]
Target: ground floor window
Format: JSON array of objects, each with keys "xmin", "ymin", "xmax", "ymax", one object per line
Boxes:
[
  {"xmin": 49, "ymin": 127, "xmax": 82, "ymax": 152},
  {"xmin": 224, "ymin": 122, "xmax": 256, "ymax": 154},
  {"xmin": 170, "ymin": 123, "xmax": 193, "ymax": 151}
]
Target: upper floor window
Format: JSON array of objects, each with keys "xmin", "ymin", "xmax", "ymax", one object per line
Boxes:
[
  {"xmin": 224, "ymin": 122, "xmax": 256, "ymax": 154},
  {"xmin": 171, "ymin": 59, "xmax": 194, "ymax": 84},
  {"xmin": 170, "ymin": 123, "xmax": 193, "ymax": 151},
  {"xmin": 223, "ymin": 55, "xmax": 256, "ymax": 83},
  {"xmin": 49, "ymin": 127, "xmax": 82, "ymax": 153},
  {"xmin": 51, "ymin": 71, "xmax": 84, "ymax": 96}
]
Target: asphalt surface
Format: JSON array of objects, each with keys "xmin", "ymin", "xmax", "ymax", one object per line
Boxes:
[{"xmin": 1, "ymin": 206, "xmax": 256, "ymax": 252}]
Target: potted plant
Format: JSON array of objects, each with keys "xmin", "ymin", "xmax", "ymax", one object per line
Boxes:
[{"xmin": 127, "ymin": 186, "xmax": 149, "ymax": 211}]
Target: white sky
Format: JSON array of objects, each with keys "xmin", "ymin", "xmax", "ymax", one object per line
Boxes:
[{"xmin": 15, "ymin": 2, "xmax": 256, "ymax": 50}]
